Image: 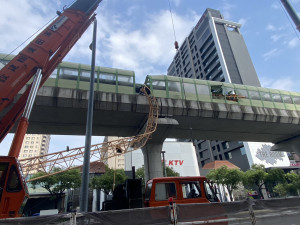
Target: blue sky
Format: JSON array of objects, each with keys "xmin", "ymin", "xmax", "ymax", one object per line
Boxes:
[{"xmin": 1, "ymin": 0, "xmax": 300, "ymax": 155}]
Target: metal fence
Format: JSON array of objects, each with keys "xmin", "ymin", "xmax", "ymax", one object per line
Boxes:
[{"xmin": 0, "ymin": 197, "xmax": 299, "ymax": 225}]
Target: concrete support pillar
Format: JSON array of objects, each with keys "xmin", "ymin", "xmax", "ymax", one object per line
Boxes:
[
  {"xmin": 139, "ymin": 117, "xmax": 179, "ymax": 182},
  {"xmin": 142, "ymin": 143, "xmax": 164, "ymax": 182}
]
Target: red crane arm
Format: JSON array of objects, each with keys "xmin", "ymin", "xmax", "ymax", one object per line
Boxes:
[{"xmin": 0, "ymin": 0, "xmax": 101, "ymax": 142}]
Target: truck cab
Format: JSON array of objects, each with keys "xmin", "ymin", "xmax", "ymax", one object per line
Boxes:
[{"xmin": 144, "ymin": 176, "xmax": 219, "ymax": 207}]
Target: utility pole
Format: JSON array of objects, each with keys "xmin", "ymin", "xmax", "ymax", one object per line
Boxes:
[
  {"xmin": 79, "ymin": 18, "xmax": 97, "ymax": 212},
  {"xmin": 161, "ymin": 151, "xmax": 167, "ymax": 177}
]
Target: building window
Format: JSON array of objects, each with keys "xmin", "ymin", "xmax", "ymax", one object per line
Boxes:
[
  {"xmin": 201, "ymin": 161, "xmax": 205, "ymax": 167},
  {"xmin": 217, "ymin": 145, "xmax": 220, "ymax": 152},
  {"xmin": 25, "ymin": 141, "xmax": 29, "ymax": 144},
  {"xmin": 199, "ymin": 152, "xmax": 203, "ymax": 158},
  {"xmin": 197, "ymin": 143, "xmax": 202, "ymax": 149},
  {"xmin": 222, "ymin": 142, "xmax": 229, "ymax": 149},
  {"xmin": 24, "ymin": 150, "xmax": 28, "ymax": 153},
  {"xmin": 219, "ymin": 154, "xmax": 223, "ymax": 160},
  {"xmin": 225, "ymin": 152, "xmax": 232, "ymax": 160},
  {"xmin": 240, "ymin": 147, "xmax": 246, "ymax": 155},
  {"xmin": 23, "ymin": 154, "xmax": 27, "ymax": 157}
]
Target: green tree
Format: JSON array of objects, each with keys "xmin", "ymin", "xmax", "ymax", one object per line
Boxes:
[
  {"xmin": 285, "ymin": 172, "xmax": 300, "ymax": 196},
  {"xmin": 273, "ymin": 183, "xmax": 289, "ymax": 197},
  {"xmin": 136, "ymin": 165, "xmax": 179, "ymax": 183},
  {"xmin": 243, "ymin": 164, "xmax": 267, "ymax": 199},
  {"xmin": 136, "ymin": 165, "xmax": 145, "ymax": 185},
  {"xmin": 207, "ymin": 166, "xmax": 243, "ymax": 201},
  {"xmin": 166, "ymin": 166, "xmax": 180, "ymax": 177},
  {"xmin": 265, "ymin": 168, "xmax": 286, "ymax": 185},
  {"xmin": 90, "ymin": 165, "xmax": 127, "ymax": 194},
  {"xmin": 30, "ymin": 168, "xmax": 81, "ymax": 209}
]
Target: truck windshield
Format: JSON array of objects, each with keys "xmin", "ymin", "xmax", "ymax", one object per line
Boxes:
[{"xmin": 204, "ymin": 181, "xmax": 218, "ymax": 202}]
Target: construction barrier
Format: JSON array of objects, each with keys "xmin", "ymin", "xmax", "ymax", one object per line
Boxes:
[{"xmin": 0, "ymin": 197, "xmax": 299, "ymax": 225}]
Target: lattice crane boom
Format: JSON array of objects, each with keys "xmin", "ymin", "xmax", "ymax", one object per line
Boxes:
[{"xmin": 20, "ymin": 86, "xmax": 159, "ymax": 182}]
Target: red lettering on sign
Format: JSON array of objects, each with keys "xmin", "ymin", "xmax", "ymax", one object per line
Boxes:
[{"xmin": 168, "ymin": 160, "xmax": 184, "ymax": 166}]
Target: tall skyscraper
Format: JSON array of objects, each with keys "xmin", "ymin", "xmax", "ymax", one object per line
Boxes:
[
  {"xmin": 18, "ymin": 134, "xmax": 51, "ymax": 174},
  {"xmin": 167, "ymin": 8, "xmax": 261, "ymax": 171}
]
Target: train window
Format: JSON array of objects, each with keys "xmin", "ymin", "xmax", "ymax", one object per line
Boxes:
[
  {"xmin": 260, "ymin": 92, "xmax": 272, "ymax": 101},
  {"xmin": 118, "ymin": 75, "xmax": 133, "ymax": 86},
  {"xmin": 99, "ymin": 73, "xmax": 116, "ymax": 85},
  {"xmin": 271, "ymin": 93, "xmax": 283, "ymax": 103},
  {"xmin": 183, "ymin": 83, "xmax": 196, "ymax": 94},
  {"xmin": 235, "ymin": 89, "xmax": 248, "ymax": 98},
  {"xmin": 224, "ymin": 87, "xmax": 235, "ymax": 95},
  {"xmin": 211, "ymin": 85, "xmax": 224, "ymax": 99},
  {"xmin": 168, "ymin": 81, "xmax": 181, "ymax": 92},
  {"xmin": 152, "ymin": 80, "xmax": 166, "ymax": 90},
  {"xmin": 155, "ymin": 182, "xmax": 176, "ymax": 201},
  {"xmin": 50, "ymin": 68, "xmax": 58, "ymax": 78},
  {"xmin": 292, "ymin": 96, "xmax": 300, "ymax": 105},
  {"xmin": 6, "ymin": 166, "xmax": 22, "ymax": 192},
  {"xmin": 196, "ymin": 84, "xmax": 210, "ymax": 95},
  {"xmin": 282, "ymin": 95, "xmax": 293, "ymax": 104},
  {"xmin": 248, "ymin": 90, "xmax": 261, "ymax": 100},
  {"xmin": 59, "ymin": 68, "xmax": 78, "ymax": 80}
]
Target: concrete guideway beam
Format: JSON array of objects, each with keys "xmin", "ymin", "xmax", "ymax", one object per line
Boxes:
[
  {"xmin": 142, "ymin": 118, "xmax": 179, "ymax": 181},
  {"xmin": 271, "ymin": 136, "xmax": 300, "ymax": 157}
]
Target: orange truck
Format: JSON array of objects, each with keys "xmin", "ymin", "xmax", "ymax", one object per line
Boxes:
[
  {"xmin": 144, "ymin": 176, "xmax": 219, "ymax": 207},
  {"xmin": 102, "ymin": 176, "xmax": 219, "ymax": 211}
]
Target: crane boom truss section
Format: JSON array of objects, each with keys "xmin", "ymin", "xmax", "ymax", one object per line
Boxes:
[{"xmin": 20, "ymin": 86, "xmax": 159, "ymax": 182}]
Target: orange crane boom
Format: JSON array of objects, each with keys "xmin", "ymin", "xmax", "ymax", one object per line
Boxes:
[{"xmin": 0, "ymin": 0, "xmax": 102, "ymax": 218}]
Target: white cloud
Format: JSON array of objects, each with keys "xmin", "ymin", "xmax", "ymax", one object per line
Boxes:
[
  {"xmin": 262, "ymin": 48, "xmax": 280, "ymax": 61},
  {"xmin": 0, "ymin": 0, "xmax": 56, "ymax": 54},
  {"xmin": 271, "ymin": 2, "xmax": 281, "ymax": 10},
  {"xmin": 170, "ymin": 0, "xmax": 183, "ymax": 7},
  {"xmin": 260, "ymin": 76, "xmax": 300, "ymax": 92},
  {"xmin": 266, "ymin": 24, "xmax": 276, "ymax": 31},
  {"xmin": 219, "ymin": 0, "xmax": 236, "ymax": 20},
  {"xmin": 270, "ymin": 33, "xmax": 286, "ymax": 42},
  {"xmin": 238, "ymin": 18, "xmax": 247, "ymax": 26},
  {"xmin": 67, "ymin": 9, "xmax": 199, "ymax": 82},
  {"xmin": 288, "ymin": 37, "xmax": 300, "ymax": 48}
]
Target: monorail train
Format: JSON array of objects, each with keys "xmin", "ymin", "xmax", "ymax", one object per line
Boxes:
[{"xmin": 1, "ymin": 53, "xmax": 300, "ymax": 112}]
